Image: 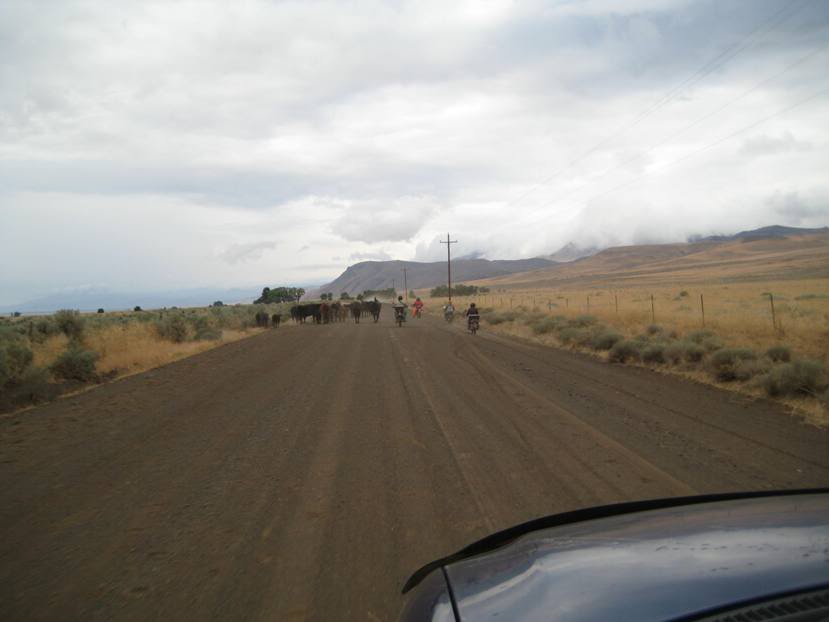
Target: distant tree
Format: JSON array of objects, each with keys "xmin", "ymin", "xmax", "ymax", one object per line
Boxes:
[
  {"xmin": 212, "ymin": 300, "xmax": 224, "ymax": 307},
  {"xmin": 340, "ymin": 292, "xmax": 351, "ymax": 300},
  {"xmin": 325, "ymin": 292, "xmax": 334, "ymax": 301},
  {"xmin": 97, "ymin": 308, "xmax": 105, "ymax": 314},
  {"xmin": 133, "ymin": 305, "xmax": 142, "ymax": 312},
  {"xmin": 255, "ymin": 286, "xmax": 305, "ymax": 304},
  {"xmin": 12, "ymin": 311, "xmax": 21, "ymax": 318},
  {"xmin": 409, "ymin": 290, "xmax": 416, "ymax": 299},
  {"xmin": 356, "ymin": 294, "xmax": 364, "ymax": 301}
]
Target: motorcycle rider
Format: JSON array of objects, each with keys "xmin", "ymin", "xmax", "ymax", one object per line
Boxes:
[
  {"xmin": 464, "ymin": 302, "xmax": 480, "ymax": 330},
  {"xmin": 393, "ymin": 295, "xmax": 408, "ymax": 322},
  {"xmin": 413, "ymin": 297, "xmax": 424, "ymax": 317},
  {"xmin": 443, "ymin": 300, "xmax": 455, "ymax": 320}
]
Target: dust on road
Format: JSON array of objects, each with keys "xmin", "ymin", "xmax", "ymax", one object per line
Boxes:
[{"xmin": 1, "ymin": 312, "xmax": 827, "ymax": 620}]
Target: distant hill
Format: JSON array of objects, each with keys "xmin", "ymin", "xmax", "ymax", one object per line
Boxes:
[
  {"xmin": 473, "ymin": 231, "xmax": 829, "ymax": 290},
  {"xmin": 544, "ymin": 242, "xmax": 602, "ymax": 263},
  {"xmin": 689, "ymin": 225, "xmax": 829, "ymax": 243},
  {"xmin": 313, "ymin": 258, "xmax": 555, "ymax": 297},
  {"xmin": 0, "ymin": 287, "xmax": 263, "ymax": 314}
]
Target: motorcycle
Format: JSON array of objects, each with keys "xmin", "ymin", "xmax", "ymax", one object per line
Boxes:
[
  {"xmin": 413, "ymin": 307, "xmax": 422, "ymax": 319},
  {"xmin": 467, "ymin": 316, "xmax": 480, "ymax": 335},
  {"xmin": 444, "ymin": 309, "xmax": 454, "ymax": 323},
  {"xmin": 394, "ymin": 306, "xmax": 407, "ymax": 327}
]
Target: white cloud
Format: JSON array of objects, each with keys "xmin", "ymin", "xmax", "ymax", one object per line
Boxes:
[{"xmin": 1, "ymin": 0, "xmax": 829, "ymax": 303}]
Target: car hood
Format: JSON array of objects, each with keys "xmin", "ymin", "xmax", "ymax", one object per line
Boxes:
[{"xmin": 443, "ymin": 493, "xmax": 829, "ymax": 621}]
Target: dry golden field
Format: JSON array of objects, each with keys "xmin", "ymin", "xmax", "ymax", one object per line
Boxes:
[{"xmin": 422, "ymin": 234, "xmax": 829, "ymax": 424}]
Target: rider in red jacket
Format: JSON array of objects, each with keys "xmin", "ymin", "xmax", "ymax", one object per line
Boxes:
[{"xmin": 413, "ymin": 297, "xmax": 424, "ymax": 317}]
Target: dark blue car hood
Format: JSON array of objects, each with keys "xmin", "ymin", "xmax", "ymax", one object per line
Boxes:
[{"xmin": 441, "ymin": 493, "xmax": 829, "ymax": 621}]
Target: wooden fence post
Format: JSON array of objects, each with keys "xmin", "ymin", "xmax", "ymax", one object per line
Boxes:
[
  {"xmin": 769, "ymin": 293, "xmax": 777, "ymax": 332},
  {"xmin": 651, "ymin": 294, "xmax": 655, "ymax": 324},
  {"xmin": 615, "ymin": 294, "xmax": 618, "ymax": 315}
]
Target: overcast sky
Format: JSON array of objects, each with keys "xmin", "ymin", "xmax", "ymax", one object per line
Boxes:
[{"xmin": 2, "ymin": 0, "xmax": 828, "ymax": 304}]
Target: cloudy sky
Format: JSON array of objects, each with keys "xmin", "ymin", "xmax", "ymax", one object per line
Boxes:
[{"xmin": 2, "ymin": 0, "xmax": 828, "ymax": 305}]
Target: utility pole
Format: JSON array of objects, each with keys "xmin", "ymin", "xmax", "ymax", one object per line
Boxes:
[
  {"xmin": 403, "ymin": 265, "xmax": 408, "ymax": 302},
  {"xmin": 440, "ymin": 233, "xmax": 458, "ymax": 303}
]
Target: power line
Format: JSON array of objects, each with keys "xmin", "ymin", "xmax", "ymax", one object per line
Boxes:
[
  {"xmin": 546, "ymin": 84, "xmax": 828, "ymax": 213},
  {"xmin": 543, "ymin": 37, "xmax": 829, "ymax": 206},
  {"xmin": 501, "ymin": 0, "xmax": 812, "ymax": 211}
]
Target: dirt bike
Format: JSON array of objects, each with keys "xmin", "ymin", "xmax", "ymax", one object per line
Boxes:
[
  {"xmin": 467, "ymin": 316, "xmax": 480, "ymax": 335},
  {"xmin": 444, "ymin": 309, "xmax": 454, "ymax": 323},
  {"xmin": 413, "ymin": 307, "xmax": 422, "ymax": 319},
  {"xmin": 394, "ymin": 306, "xmax": 406, "ymax": 327}
]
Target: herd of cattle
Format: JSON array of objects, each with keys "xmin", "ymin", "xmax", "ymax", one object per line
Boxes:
[{"xmin": 252, "ymin": 300, "xmax": 382, "ymax": 328}]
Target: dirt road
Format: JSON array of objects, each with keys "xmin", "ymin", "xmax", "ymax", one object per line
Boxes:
[{"xmin": 2, "ymin": 311, "xmax": 828, "ymax": 621}]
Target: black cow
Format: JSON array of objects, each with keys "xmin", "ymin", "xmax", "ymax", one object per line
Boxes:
[
  {"xmin": 366, "ymin": 300, "xmax": 381, "ymax": 322},
  {"xmin": 349, "ymin": 302, "xmax": 363, "ymax": 323},
  {"xmin": 254, "ymin": 310, "xmax": 269, "ymax": 328},
  {"xmin": 271, "ymin": 313, "xmax": 281, "ymax": 328}
]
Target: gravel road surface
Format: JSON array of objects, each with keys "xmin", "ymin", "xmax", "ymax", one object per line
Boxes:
[{"xmin": 2, "ymin": 312, "xmax": 827, "ymax": 620}]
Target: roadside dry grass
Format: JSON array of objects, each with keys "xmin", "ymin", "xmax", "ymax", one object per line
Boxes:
[
  {"xmin": 420, "ymin": 257, "xmax": 829, "ymax": 426},
  {"xmin": 2, "ymin": 303, "xmax": 294, "ymax": 412}
]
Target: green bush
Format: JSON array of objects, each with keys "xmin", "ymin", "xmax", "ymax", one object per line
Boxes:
[
  {"xmin": 0, "ymin": 367, "xmax": 55, "ymax": 411},
  {"xmin": 31, "ymin": 318, "xmax": 59, "ymax": 343},
  {"xmin": 642, "ymin": 343, "xmax": 666, "ymax": 364},
  {"xmin": 591, "ymin": 329, "xmax": 623, "ymax": 351},
  {"xmin": 646, "ymin": 324, "xmax": 663, "ymax": 336},
  {"xmin": 530, "ymin": 317, "xmax": 560, "ymax": 334},
  {"xmin": 709, "ymin": 348, "xmax": 757, "ymax": 382},
  {"xmin": 571, "ymin": 315, "xmax": 597, "ymax": 328},
  {"xmin": 608, "ymin": 340, "xmax": 641, "ymax": 363},
  {"xmin": 687, "ymin": 330, "xmax": 714, "ymax": 344},
  {"xmin": 701, "ymin": 336, "xmax": 723, "ymax": 352},
  {"xmin": 53, "ymin": 309, "xmax": 85, "ymax": 340},
  {"xmin": 192, "ymin": 316, "xmax": 221, "ymax": 341},
  {"xmin": 0, "ymin": 341, "xmax": 33, "ymax": 385},
  {"xmin": 558, "ymin": 327, "xmax": 591, "ymax": 346},
  {"xmin": 156, "ymin": 315, "xmax": 189, "ymax": 343},
  {"xmin": 683, "ymin": 342, "xmax": 706, "ymax": 363},
  {"xmin": 663, "ymin": 342, "xmax": 685, "ymax": 364},
  {"xmin": 758, "ymin": 360, "xmax": 829, "ymax": 397},
  {"xmin": 765, "ymin": 345, "xmax": 792, "ymax": 363},
  {"xmin": 50, "ymin": 346, "xmax": 98, "ymax": 382}
]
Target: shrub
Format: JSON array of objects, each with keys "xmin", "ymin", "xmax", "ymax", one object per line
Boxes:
[
  {"xmin": 134, "ymin": 306, "xmax": 142, "ymax": 312},
  {"xmin": 765, "ymin": 345, "xmax": 792, "ymax": 363},
  {"xmin": 559, "ymin": 327, "xmax": 591, "ymax": 346},
  {"xmin": 663, "ymin": 342, "xmax": 685, "ymax": 365},
  {"xmin": 192, "ymin": 316, "xmax": 221, "ymax": 341},
  {"xmin": 0, "ymin": 367, "xmax": 55, "ymax": 411},
  {"xmin": 53, "ymin": 309, "xmax": 85, "ymax": 340},
  {"xmin": 531, "ymin": 317, "xmax": 560, "ymax": 335},
  {"xmin": 646, "ymin": 324, "xmax": 663, "ymax": 336},
  {"xmin": 0, "ymin": 341, "xmax": 34, "ymax": 384},
  {"xmin": 50, "ymin": 346, "xmax": 98, "ymax": 382},
  {"xmin": 701, "ymin": 336, "xmax": 723, "ymax": 352},
  {"xmin": 684, "ymin": 342, "xmax": 706, "ymax": 363},
  {"xmin": 758, "ymin": 360, "xmax": 829, "ymax": 397},
  {"xmin": 687, "ymin": 330, "xmax": 714, "ymax": 344},
  {"xmin": 571, "ymin": 315, "xmax": 597, "ymax": 328},
  {"xmin": 709, "ymin": 348, "xmax": 757, "ymax": 382},
  {"xmin": 679, "ymin": 290, "xmax": 689, "ymax": 298},
  {"xmin": 97, "ymin": 308, "xmax": 105, "ymax": 314},
  {"xmin": 156, "ymin": 315, "xmax": 189, "ymax": 343},
  {"xmin": 608, "ymin": 340, "xmax": 641, "ymax": 363},
  {"xmin": 591, "ymin": 329, "xmax": 623, "ymax": 351},
  {"xmin": 642, "ymin": 344, "xmax": 666, "ymax": 365}
]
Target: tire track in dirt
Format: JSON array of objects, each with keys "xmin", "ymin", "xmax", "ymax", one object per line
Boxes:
[{"xmin": 0, "ymin": 313, "xmax": 827, "ymax": 621}]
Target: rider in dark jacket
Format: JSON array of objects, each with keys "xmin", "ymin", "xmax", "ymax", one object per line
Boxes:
[{"xmin": 464, "ymin": 302, "xmax": 480, "ymax": 329}]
